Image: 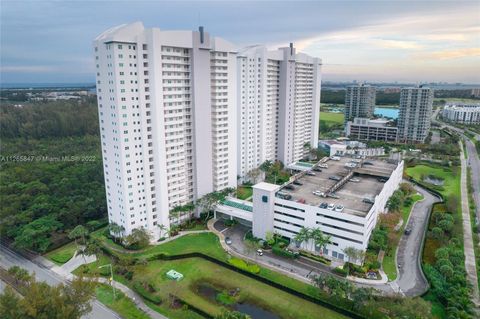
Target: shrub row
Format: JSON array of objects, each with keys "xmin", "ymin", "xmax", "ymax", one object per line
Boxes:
[
  {"xmin": 132, "ymin": 281, "xmax": 162, "ymax": 304},
  {"xmin": 299, "ymin": 251, "xmax": 331, "ymax": 265},
  {"xmin": 272, "ymin": 244, "xmax": 298, "ymax": 259},
  {"xmin": 228, "ymin": 257, "xmax": 260, "ymax": 274}
]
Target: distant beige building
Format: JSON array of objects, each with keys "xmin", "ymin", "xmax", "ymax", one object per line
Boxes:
[{"xmin": 471, "ymin": 88, "xmax": 480, "ymax": 98}]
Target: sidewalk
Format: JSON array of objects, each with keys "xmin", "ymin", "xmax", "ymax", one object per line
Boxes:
[
  {"xmin": 35, "ymin": 253, "xmax": 167, "ymax": 319},
  {"xmin": 460, "ymin": 143, "xmax": 480, "ymax": 306}
]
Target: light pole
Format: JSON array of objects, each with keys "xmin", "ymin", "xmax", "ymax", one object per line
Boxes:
[{"xmin": 98, "ymin": 263, "xmax": 115, "ymax": 300}]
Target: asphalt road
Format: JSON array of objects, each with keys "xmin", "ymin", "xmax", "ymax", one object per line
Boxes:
[
  {"xmin": 0, "ymin": 244, "xmax": 121, "ymax": 319},
  {"xmin": 464, "ymin": 136, "xmax": 480, "ymax": 228},
  {"xmin": 395, "ymin": 185, "xmax": 440, "ymax": 296},
  {"xmin": 217, "ymin": 182, "xmax": 437, "ymax": 298}
]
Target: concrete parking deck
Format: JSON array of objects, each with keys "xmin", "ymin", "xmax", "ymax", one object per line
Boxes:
[{"xmin": 279, "ymin": 157, "xmax": 398, "ymax": 216}]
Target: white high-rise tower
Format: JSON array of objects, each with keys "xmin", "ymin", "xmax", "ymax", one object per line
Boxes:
[
  {"xmin": 94, "ymin": 22, "xmax": 237, "ymax": 240},
  {"xmin": 237, "ymin": 44, "xmax": 322, "ymax": 178},
  {"xmin": 398, "ymin": 86, "xmax": 434, "ymax": 143}
]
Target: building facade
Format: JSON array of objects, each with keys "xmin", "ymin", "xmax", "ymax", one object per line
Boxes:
[
  {"xmin": 397, "ymin": 86, "xmax": 434, "ymax": 143},
  {"xmin": 94, "ymin": 22, "xmax": 237, "ymax": 240},
  {"xmin": 237, "ymin": 44, "xmax": 322, "ymax": 179},
  {"xmin": 344, "ymin": 84, "xmax": 376, "ymax": 121},
  {"xmin": 346, "ymin": 117, "xmax": 398, "ymax": 142},
  {"xmin": 215, "ymin": 157, "xmax": 404, "ymax": 265},
  {"xmin": 442, "ymin": 104, "xmax": 480, "ymax": 125}
]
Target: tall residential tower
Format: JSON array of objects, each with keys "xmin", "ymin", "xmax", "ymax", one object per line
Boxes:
[
  {"xmin": 397, "ymin": 86, "xmax": 434, "ymax": 143},
  {"xmin": 94, "ymin": 22, "xmax": 237, "ymax": 239},
  {"xmin": 237, "ymin": 44, "xmax": 322, "ymax": 178},
  {"xmin": 344, "ymin": 84, "xmax": 376, "ymax": 121}
]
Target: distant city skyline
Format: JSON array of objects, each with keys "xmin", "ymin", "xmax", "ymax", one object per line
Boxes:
[{"xmin": 1, "ymin": 0, "xmax": 479, "ymax": 84}]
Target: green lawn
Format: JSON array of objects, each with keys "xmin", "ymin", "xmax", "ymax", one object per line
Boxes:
[
  {"xmin": 405, "ymin": 165, "xmax": 460, "ymax": 199},
  {"xmin": 320, "ymin": 111, "xmax": 344, "ymax": 124},
  {"xmin": 76, "ymin": 232, "xmax": 354, "ymax": 319},
  {"xmin": 117, "ymin": 257, "xmax": 348, "ymax": 319},
  {"xmin": 96, "ymin": 284, "xmax": 151, "ymax": 319},
  {"xmin": 236, "ymin": 186, "xmax": 253, "ymax": 200},
  {"xmin": 44, "ymin": 241, "xmax": 77, "ymax": 265},
  {"xmin": 383, "ymin": 193, "xmax": 424, "ymax": 281}
]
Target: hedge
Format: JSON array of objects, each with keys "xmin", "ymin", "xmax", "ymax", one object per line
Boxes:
[
  {"xmin": 132, "ymin": 281, "xmax": 162, "ymax": 304},
  {"xmin": 272, "ymin": 244, "xmax": 298, "ymax": 259},
  {"xmin": 228, "ymin": 257, "xmax": 260, "ymax": 274}
]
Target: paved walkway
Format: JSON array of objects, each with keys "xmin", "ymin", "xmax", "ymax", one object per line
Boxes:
[
  {"xmin": 460, "ymin": 142, "xmax": 480, "ymax": 306},
  {"xmin": 97, "ymin": 278, "xmax": 167, "ymax": 319},
  {"xmin": 35, "ymin": 252, "xmax": 167, "ymax": 319}
]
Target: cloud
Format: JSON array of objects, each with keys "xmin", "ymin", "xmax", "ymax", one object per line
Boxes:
[
  {"xmin": 416, "ymin": 48, "xmax": 480, "ymax": 60},
  {"xmin": 0, "ymin": 65, "xmax": 57, "ymax": 73},
  {"xmin": 371, "ymin": 39, "xmax": 423, "ymax": 50}
]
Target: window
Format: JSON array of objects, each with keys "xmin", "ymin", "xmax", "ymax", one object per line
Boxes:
[{"xmin": 118, "ymin": 44, "xmax": 123, "ymax": 49}]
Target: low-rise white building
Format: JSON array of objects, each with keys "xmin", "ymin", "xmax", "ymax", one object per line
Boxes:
[
  {"xmin": 215, "ymin": 156, "xmax": 403, "ymax": 264},
  {"xmin": 442, "ymin": 104, "xmax": 480, "ymax": 125},
  {"xmin": 346, "ymin": 117, "xmax": 398, "ymax": 142}
]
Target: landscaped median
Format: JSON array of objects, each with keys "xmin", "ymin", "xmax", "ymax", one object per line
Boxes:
[{"xmin": 406, "ymin": 161, "xmax": 475, "ymax": 319}]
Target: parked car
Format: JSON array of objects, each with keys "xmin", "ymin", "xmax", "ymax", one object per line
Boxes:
[
  {"xmin": 312, "ymin": 190, "xmax": 322, "ymax": 196},
  {"xmin": 284, "ymin": 184, "xmax": 295, "ymax": 190},
  {"xmin": 318, "ymin": 164, "xmax": 328, "ymax": 168},
  {"xmin": 404, "ymin": 228, "xmax": 412, "ymax": 235},
  {"xmin": 297, "ymin": 198, "xmax": 306, "ymax": 204},
  {"xmin": 313, "ymin": 167, "xmax": 322, "ymax": 172},
  {"xmin": 349, "ymin": 178, "xmax": 360, "ymax": 183},
  {"xmin": 334, "ymin": 205, "xmax": 344, "ymax": 212},
  {"xmin": 306, "ymin": 171, "xmax": 316, "ymax": 176},
  {"xmin": 363, "ymin": 161, "xmax": 374, "ymax": 166},
  {"xmin": 293, "ymin": 180, "xmax": 303, "ymax": 186},
  {"xmin": 330, "ymin": 156, "xmax": 341, "ymax": 161},
  {"xmin": 319, "ymin": 202, "xmax": 328, "ymax": 209},
  {"xmin": 327, "ymin": 203, "xmax": 335, "ymax": 210},
  {"xmin": 257, "ymin": 249, "xmax": 264, "ymax": 256},
  {"xmin": 378, "ymin": 177, "xmax": 388, "ymax": 183},
  {"xmin": 329, "ymin": 176, "xmax": 341, "ymax": 181},
  {"xmin": 225, "ymin": 237, "xmax": 232, "ymax": 245},
  {"xmin": 362, "ymin": 198, "xmax": 374, "ymax": 204}
]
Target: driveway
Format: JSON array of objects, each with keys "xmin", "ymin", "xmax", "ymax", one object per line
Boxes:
[
  {"xmin": 395, "ymin": 185, "xmax": 440, "ymax": 296},
  {"xmin": 216, "ymin": 182, "xmax": 438, "ymax": 297}
]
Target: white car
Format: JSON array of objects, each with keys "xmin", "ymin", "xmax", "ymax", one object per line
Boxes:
[
  {"xmin": 257, "ymin": 249, "xmax": 264, "ymax": 256},
  {"xmin": 318, "ymin": 164, "xmax": 328, "ymax": 168},
  {"xmin": 306, "ymin": 171, "xmax": 316, "ymax": 176},
  {"xmin": 330, "ymin": 156, "xmax": 341, "ymax": 161},
  {"xmin": 335, "ymin": 205, "xmax": 344, "ymax": 212},
  {"xmin": 327, "ymin": 203, "xmax": 335, "ymax": 210}
]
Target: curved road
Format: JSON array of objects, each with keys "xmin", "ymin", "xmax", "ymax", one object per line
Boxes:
[
  {"xmin": 215, "ymin": 182, "xmax": 437, "ymax": 297},
  {"xmin": 395, "ymin": 185, "xmax": 440, "ymax": 296}
]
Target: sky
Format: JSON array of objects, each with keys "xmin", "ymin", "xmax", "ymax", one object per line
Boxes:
[{"xmin": 1, "ymin": 0, "xmax": 479, "ymax": 84}]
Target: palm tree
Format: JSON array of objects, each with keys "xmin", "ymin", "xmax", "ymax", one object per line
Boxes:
[
  {"xmin": 311, "ymin": 228, "xmax": 330, "ymax": 255},
  {"xmin": 108, "ymin": 222, "xmax": 122, "ymax": 243},
  {"xmin": 294, "ymin": 227, "xmax": 310, "ymax": 249},
  {"xmin": 157, "ymin": 224, "xmax": 167, "ymax": 238},
  {"xmin": 169, "ymin": 210, "xmax": 179, "ymax": 226}
]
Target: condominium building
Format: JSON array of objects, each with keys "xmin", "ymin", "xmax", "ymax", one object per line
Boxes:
[
  {"xmin": 442, "ymin": 104, "xmax": 480, "ymax": 125},
  {"xmin": 94, "ymin": 22, "xmax": 237, "ymax": 240},
  {"xmin": 344, "ymin": 84, "xmax": 376, "ymax": 121},
  {"xmin": 397, "ymin": 86, "xmax": 434, "ymax": 143},
  {"xmin": 346, "ymin": 117, "xmax": 398, "ymax": 142},
  {"xmin": 237, "ymin": 44, "xmax": 322, "ymax": 178}
]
